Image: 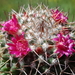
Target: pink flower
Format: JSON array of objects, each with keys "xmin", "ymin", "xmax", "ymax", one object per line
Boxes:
[
  {"xmin": 7, "ymin": 34, "xmax": 31, "ymax": 57},
  {"xmin": 1, "ymin": 14, "xmax": 20, "ymax": 35},
  {"xmin": 53, "ymin": 34, "xmax": 75, "ymax": 58},
  {"xmin": 51, "ymin": 9, "xmax": 68, "ymax": 24}
]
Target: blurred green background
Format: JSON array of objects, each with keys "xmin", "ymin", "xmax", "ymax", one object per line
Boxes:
[{"xmin": 0, "ymin": 0, "xmax": 75, "ymax": 21}]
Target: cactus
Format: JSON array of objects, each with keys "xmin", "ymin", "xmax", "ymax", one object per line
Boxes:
[{"xmin": 0, "ymin": 4, "xmax": 75, "ymax": 75}]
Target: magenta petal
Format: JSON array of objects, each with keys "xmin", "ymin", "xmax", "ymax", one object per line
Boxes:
[
  {"xmin": 54, "ymin": 49, "xmax": 60, "ymax": 53},
  {"xmin": 23, "ymin": 48, "xmax": 31, "ymax": 55},
  {"xmin": 58, "ymin": 53, "xmax": 63, "ymax": 58},
  {"xmin": 23, "ymin": 51, "xmax": 28, "ymax": 55},
  {"xmin": 63, "ymin": 51, "xmax": 69, "ymax": 56},
  {"xmin": 12, "ymin": 15, "xmax": 18, "ymax": 24},
  {"xmin": 15, "ymin": 52, "xmax": 21, "ymax": 57},
  {"xmin": 65, "ymin": 35, "xmax": 70, "ymax": 40},
  {"xmin": 8, "ymin": 46, "xmax": 16, "ymax": 51},
  {"xmin": 27, "ymin": 48, "xmax": 31, "ymax": 51},
  {"xmin": 7, "ymin": 43, "xmax": 15, "ymax": 46},
  {"xmin": 1, "ymin": 23, "xmax": 5, "ymax": 26},
  {"xmin": 0, "ymin": 27, "xmax": 5, "ymax": 31},
  {"xmin": 53, "ymin": 38, "xmax": 59, "ymax": 41},
  {"xmin": 10, "ymin": 51, "xmax": 16, "ymax": 54},
  {"xmin": 67, "ymin": 39, "xmax": 73, "ymax": 44},
  {"xmin": 69, "ymin": 43, "xmax": 73, "ymax": 50},
  {"xmin": 4, "ymin": 27, "xmax": 9, "ymax": 31},
  {"xmin": 57, "ymin": 34, "xmax": 63, "ymax": 41},
  {"xmin": 11, "ymin": 37, "xmax": 17, "ymax": 43},
  {"xmin": 67, "ymin": 50, "xmax": 72, "ymax": 54}
]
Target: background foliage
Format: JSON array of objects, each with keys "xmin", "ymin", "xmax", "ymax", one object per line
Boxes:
[{"xmin": 0, "ymin": 0, "xmax": 75, "ymax": 21}]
